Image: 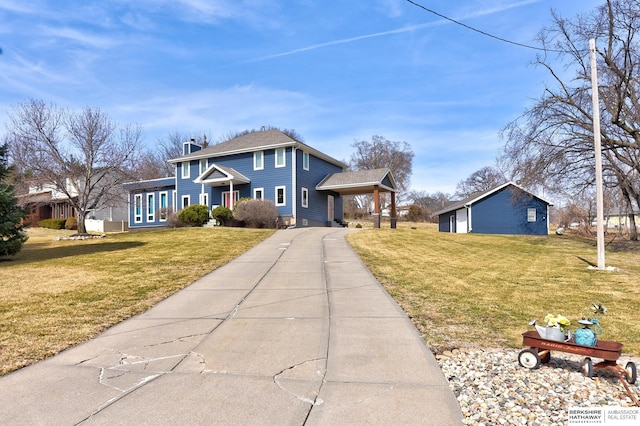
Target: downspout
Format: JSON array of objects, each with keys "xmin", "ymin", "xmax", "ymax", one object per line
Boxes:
[
  {"xmin": 291, "ymin": 147, "xmax": 297, "ymax": 224},
  {"xmin": 467, "ymin": 204, "xmax": 472, "ymax": 233}
]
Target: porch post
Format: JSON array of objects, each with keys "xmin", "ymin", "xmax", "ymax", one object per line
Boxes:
[
  {"xmin": 373, "ymin": 185, "xmax": 380, "ymax": 229},
  {"xmin": 390, "ymin": 191, "xmax": 397, "ymax": 229}
]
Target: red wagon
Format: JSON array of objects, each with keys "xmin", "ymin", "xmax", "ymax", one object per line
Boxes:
[{"xmin": 518, "ymin": 330, "xmax": 637, "ymax": 385}]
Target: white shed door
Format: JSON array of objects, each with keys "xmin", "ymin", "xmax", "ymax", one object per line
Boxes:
[{"xmin": 456, "ymin": 208, "xmax": 468, "ymax": 234}]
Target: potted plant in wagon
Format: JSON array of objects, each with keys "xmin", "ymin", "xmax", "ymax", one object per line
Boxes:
[{"xmin": 530, "ymin": 313, "xmax": 571, "ymax": 342}]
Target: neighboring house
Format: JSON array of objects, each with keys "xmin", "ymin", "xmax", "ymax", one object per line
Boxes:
[
  {"xmin": 601, "ymin": 210, "xmax": 640, "ymax": 230},
  {"xmin": 123, "ymin": 129, "xmax": 399, "ymax": 229},
  {"xmin": 18, "ymin": 180, "xmax": 79, "ymax": 227},
  {"xmin": 433, "ymin": 182, "xmax": 553, "ymax": 235},
  {"xmin": 18, "ymin": 178, "xmax": 129, "ymax": 231}
]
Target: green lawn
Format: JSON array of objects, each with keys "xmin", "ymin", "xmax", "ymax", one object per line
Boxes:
[
  {"xmin": 2, "ymin": 224, "xmax": 639, "ymax": 376},
  {"xmin": 0, "ymin": 227, "xmax": 274, "ymax": 375},
  {"xmin": 347, "ymin": 224, "xmax": 640, "ymax": 355}
]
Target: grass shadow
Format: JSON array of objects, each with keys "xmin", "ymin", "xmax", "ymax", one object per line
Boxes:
[{"xmin": 12, "ymin": 241, "xmax": 147, "ymax": 264}]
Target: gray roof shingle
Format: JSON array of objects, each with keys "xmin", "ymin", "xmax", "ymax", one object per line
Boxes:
[{"xmin": 169, "ymin": 129, "xmax": 345, "ymax": 168}]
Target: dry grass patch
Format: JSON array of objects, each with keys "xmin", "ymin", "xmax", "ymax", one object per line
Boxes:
[
  {"xmin": 347, "ymin": 223, "xmax": 640, "ymax": 356},
  {"xmin": 0, "ymin": 227, "xmax": 274, "ymax": 375}
]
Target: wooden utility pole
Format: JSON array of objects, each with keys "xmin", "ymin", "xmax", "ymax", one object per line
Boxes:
[{"xmin": 590, "ymin": 39, "xmax": 606, "ymax": 269}]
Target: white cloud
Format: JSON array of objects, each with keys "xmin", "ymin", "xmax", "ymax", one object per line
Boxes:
[{"xmin": 39, "ymin": 26, "xmax": 119, "ymax": 50}]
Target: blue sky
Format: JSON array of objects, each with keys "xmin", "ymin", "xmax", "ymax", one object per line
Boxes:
[{"xmin": 0, "ymin": 0, "xmax": 601, "ymax": 194}]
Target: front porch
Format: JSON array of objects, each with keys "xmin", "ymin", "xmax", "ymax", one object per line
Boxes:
[{"xmin": 316, "ymin": 168, "xmax": 398, "ymax": 229}]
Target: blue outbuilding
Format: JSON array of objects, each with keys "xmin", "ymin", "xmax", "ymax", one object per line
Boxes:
[{"xmin": 434, "ymin": 182, "xmax": 553, "ymax": 235}]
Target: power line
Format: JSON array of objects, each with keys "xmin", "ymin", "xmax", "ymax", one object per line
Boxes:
[{"xmin": 403, "ymin": 0, "xmax": 567, "ymax": 54}]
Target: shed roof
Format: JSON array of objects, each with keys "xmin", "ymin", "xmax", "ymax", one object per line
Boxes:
[
  {"xmin": 316, "ymin": 168, "xmax": 397, "ymax": 195},
  {"xmin": 432, "ymin": 181, "xmax": 553, "ymax": 217}
]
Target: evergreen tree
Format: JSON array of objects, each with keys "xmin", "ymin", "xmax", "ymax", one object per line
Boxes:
[{"xmin": 0, "ymin": 143, "xmax": 28, "ymax": 258}]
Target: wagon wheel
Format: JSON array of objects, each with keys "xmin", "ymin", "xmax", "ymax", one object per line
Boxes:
[
  {"xmin": 625, "ymin": 362, "xmax": 637, "ymax": 385},
  {"xmin": 582, "ymin": 357, "xmax": 593, "ymax": 378},
  {"xmin": 518, "ymin": 349, "xmax": 541, "ymax": 369}
]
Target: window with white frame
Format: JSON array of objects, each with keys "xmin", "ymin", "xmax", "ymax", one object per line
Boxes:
[
  {"xmin": 254, "ymin": 187, "xmax": 264, "ymax": 200},
  {"xmin": 182, "ymin": 195, "xmax": 190, "ymax": 209},
  {"xmin": 199, "ymin": 193, "xmax": 209, "ymax": 208},
  {"xmin": 303, "ymin": 152, "xmax": 309, "ymax": 171},
  {"xmin": 147, "ymin": 193, "xmax": 155, "ymax": 222},
  {"xmin": 159, "ymin": 191, "xmax": 168, "ymax": 221},
  {"xmin": 199, "ymin": 159, "xmax": 208, "ymax": 175},
  {"xmin": 181, "ymin": 161, "xmax": 190, "ymax": 179},
  {"xmin": 134, "ymin": 194, "xmax": 143, "ymax": 223},
  {"xmin": 275, "ymin": 186, "xmax": 286, "ymax": 206},
  {"xmin": 527, "ymin": 208, "xmax": 537, "ymax": 222},
  {"xmin": 275, "ymin": 148, "xmax": 285, "ymax": 168},
  {"xmin": 254, "ymin": 151, "xmax": 264, "ymax": 170},
  {"xmin": 301, "ymin": 187, "xmax": 308, "ymax": 208}
]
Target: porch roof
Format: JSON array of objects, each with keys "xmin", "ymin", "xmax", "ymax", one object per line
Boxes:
[
  {"xmin": 315, "ymin": 168, "xmax": 397, "ymax": 195},
  {"xmin": 194, "ymin": 164, "xmax": 250, "ymax": 187}
]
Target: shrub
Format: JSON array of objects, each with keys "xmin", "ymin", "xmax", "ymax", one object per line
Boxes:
[
  {"xmin": 234, "ymin": 197, "xmax": 252, "ymax": 211},
  {"xmin": 355, "ymin": 223, "xmax": 363, "ymax": 229},
  {"xmin": 38, "ymin": 218, "xmax": 67, "ymax": 230},
  {"xmin": 65, "ymin": 217, "xmax": 77, "ymax": 230},
  {"xmin": 233, "ymin": 199, "xmax": 279, "ymax": 228},
  {"xmin": 177, "ymin": 204, "xmax": 209, "ymax": 227},
  {"xmin": 211, "ymin": 206, "xmax": 233, "ymax": 225}
]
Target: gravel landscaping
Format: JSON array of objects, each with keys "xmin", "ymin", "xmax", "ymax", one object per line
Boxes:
[{"xmin": 436, "ymin": 348, "xmax": 640, "ymax": 425}]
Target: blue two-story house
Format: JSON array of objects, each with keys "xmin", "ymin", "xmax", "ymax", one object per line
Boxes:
[{"xmin": 124, "ymin": 129, "xmax": 397, "ymax": 229}]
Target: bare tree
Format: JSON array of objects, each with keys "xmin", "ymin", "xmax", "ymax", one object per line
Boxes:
[
  {"xmin": 501, "ymin": 0, "xmax": 640, "ymax": 239},
  {"xmin": 143, "ymin": 131, "xmax": 212, "ymax": 178},
  {"xmin": 6, "ymin": 99, "xmax": 143, "ymax": 234},
  {"xmin": 455, "ymin": 166, "xmax": 506, "ymax": 198},
  {"xmin": 407, "ymin": 190, "xmax": 452, "ymax": 221},
  {"xmin": 349, "ymin": 135, "xmax": 414, "ymax": 211}
]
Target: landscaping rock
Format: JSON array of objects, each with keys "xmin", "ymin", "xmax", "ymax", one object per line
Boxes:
[{"xmin": 437, "ymin": 348, "xmax": 639, "ymax": 425}]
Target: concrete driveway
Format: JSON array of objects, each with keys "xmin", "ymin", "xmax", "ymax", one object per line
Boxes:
[{"xmin": 0, "ymin": 227, "xmax": 462, "ymax": 425}]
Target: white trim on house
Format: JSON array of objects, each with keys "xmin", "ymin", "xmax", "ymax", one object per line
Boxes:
[
  {"xmin": 222, "ymin": 190, "xmax": 239, "ymax": 208},
  {"xmin": 200, "ymin": 192, "xmax": 209, "ymax": 208},
  {"xmin": 181, "ymin": 161, "xmax": 190, "ymax": 179},
  {"xmin": 181, "ymin": 195, "xmax": 190, "ymax": 209},
  {"xmin": 254, "ymin": 187, "xmax": 264, "ymax": 200},
  {"xmin": 301, "ymin": 187, "xmax": 308, "ymax": 208},
  {"xmin": 275, "ymin": 186, "xmax": 286, "ymax": 206},
  {"xmin": 254, "ymin": 151, "xmax": 264, "ymax": 170},
  {"xmin": 199, "ymin": 159, "xmax": 208, "ymax": 175},
  {"xmin": 159, "ymin": 191, "xmax": 168, "ymax": 221},
  {"xmin": 146, "ymin": 193, "xmax": 155, "ymax": 222},
  {"xmin": 134, "ymin": 194, "xmax": 143, "ymax": 223},
  {"xmin": 275, "ymin": 148, "xmax": 286, "ymax": 168},
  {"xmin": 303, "ymin": 151, "xmax": 310, "ymax": 171},
  {"xmin": 291, "ymin": 147, "xmax": 296, "ymax": 222}
]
